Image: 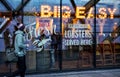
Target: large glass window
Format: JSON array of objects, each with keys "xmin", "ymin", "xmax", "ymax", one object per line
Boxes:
[{"xmin": 0, "ymin": 0, "xmax": 120, "ymax": 75}]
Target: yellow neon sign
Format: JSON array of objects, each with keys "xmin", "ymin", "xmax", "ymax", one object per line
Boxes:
[{"xmin": 40, "ymin": 5, "xmax": 117, "ymax": 19}]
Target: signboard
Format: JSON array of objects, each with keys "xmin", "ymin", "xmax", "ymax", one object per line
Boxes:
[{"xmin": 63, "ymin": 24, "xmax": 93, "ymax": 46}]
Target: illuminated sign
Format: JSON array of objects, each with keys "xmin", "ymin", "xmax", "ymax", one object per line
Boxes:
[
  {"xmin": 41, "ymin": 5, "xmax": 71, "ymax": 18},
  {"xmin": 40, "ymin": 5, "xmax": 117, "ymax": 19}
]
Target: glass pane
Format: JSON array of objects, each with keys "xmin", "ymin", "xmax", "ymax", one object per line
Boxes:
[
  {"xmin": 96, "ymin": 0, "xmax": 120, "ymax": 67},
  {"xmin": 62, "ymin": 0, "xmax": 93, "ymax": 69},
  {"xmin": 0, "ymin": 2, "xmax": 8, "ymax": 12},
  {"xmin": 23, "ymin": 0, "xmax": 61, "ymax": 72},
  {"xmin": 74, "ymin": 0, "xmax": 90, "ymax": 6},
  {"xmin": 6, "ymin": 0, "xmax": 21, "ymax": 9}
]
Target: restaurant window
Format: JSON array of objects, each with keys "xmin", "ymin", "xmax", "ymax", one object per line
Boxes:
[
  {"xmin": 62, "ymin": 0, "xmax": 94, "ymax": 69},
  {"xmin": 0, "ymin": 0, "xmax": 120, "ymax": 75},
  {"xmin": 96, "ymin": 0, "xmax": 120, "ymax": 67}
]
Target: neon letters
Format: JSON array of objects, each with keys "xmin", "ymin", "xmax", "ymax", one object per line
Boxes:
[{"xmin": 40, "ymin": 5, "xmax": 117, "ymax": 19}]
